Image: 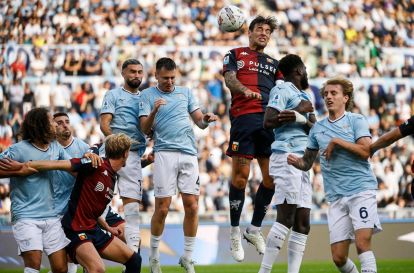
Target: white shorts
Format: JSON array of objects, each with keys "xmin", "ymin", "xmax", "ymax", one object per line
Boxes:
[
  {"xmin": 153, "ymin": 151, "xmax": 200, "ymax": 198},
  {"xmin": 117, "ymin": 151, "xmax": 143, "ymax": 200},
  {"xmin": 12, "ymin": 218, "xmax": 70, "ymax": 256},
  {"xmin": 270, "ymin": 153, "xmax": 312, "ymax": 208},
  {"xmin": 328, "ymin": 190, "xmax": 382, "ymax": 244}
]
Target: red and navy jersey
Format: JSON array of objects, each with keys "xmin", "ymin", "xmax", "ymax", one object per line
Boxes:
[
  {"xmin": 223, "ymin": 47, "xmax": 280, "ymax": 117},
  {"xmin": 62, "ymin": 158, "xmax": 117, "ymax": 231},
  {"xmin": 399, "ymin": 115, "xmax": 414, "ymax": 137}
]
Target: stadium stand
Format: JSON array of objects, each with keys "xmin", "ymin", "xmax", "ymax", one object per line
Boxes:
[{"xmin": 0, "ymin": 0, "xmax": 413, "ymax": 225}]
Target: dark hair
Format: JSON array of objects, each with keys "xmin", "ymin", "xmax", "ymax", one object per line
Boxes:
[
  {"xmin": 278, "ymin": 54, "xmax": 304, "ymax": 77},
  {"xmin": 155, "ymin": 57, "xmax": 176, "ymax": 71},
  {"xmin": 249, "ymin": 16, "xmax": 278, "ymax": 33},
  {"xmin": 53, "ymin": 112, "xmax": 69, "ymax": 119},
  {"xmin": 121, "ymin": 59, "xmax": 142, "ymax": 71},
  {"xmin": 20, "ymin": 108, "xmax": 55, "ymax": 145}
]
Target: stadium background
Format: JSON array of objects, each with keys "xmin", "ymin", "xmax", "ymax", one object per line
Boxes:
[{"xmin": 0, "ymin": 0, "xmax": 414, "ymax": 271}]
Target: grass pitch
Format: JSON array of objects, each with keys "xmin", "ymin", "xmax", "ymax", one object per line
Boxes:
[{"xmin": 1, "ymin": 260, "xmax": 413, "ymax": 273}]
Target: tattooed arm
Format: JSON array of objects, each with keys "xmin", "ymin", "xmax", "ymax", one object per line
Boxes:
[
  {"xmin": 224, "ymin": 71, "xmax": 262, "ymax": 100},
  {"xmin": 287, "ymin": 149, "xmax": 318, "ymax": 171}
]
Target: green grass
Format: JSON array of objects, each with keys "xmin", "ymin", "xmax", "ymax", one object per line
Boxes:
[{"xmin": 1, "ymin": 260, "xmax": 414, "ymax": 273}]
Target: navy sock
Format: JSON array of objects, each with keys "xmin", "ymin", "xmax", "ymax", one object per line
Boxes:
[
  {"xmin": 229, "ymin": 183, "xmax": 245, "ymax": 226},
  {"xmin": 251, "ymin": 182, "xmax": 274, "ymax": 227}
]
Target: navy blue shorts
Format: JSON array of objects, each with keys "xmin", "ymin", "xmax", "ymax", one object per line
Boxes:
[
  {"xmin": 226, "ymin": 113, "xmax": 274, "ymax": 159},
  {"xmin": 63, "ymin": 225, "xmax": 114, "ymax": 262},
  {"xmin": 105, "ymin": 207, "xmax": 125, "ymax": 227}
]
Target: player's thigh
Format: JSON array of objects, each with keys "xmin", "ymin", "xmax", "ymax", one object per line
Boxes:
[
  {"xmin": 42, "ymin": 218, "xmax": 70, "ymax": 256},
  {"xmin": 75, "ymin": 242, "xmax": 105, "ymax": 272},
  {"xmin": 181, "ymin": 192, "xmax": 199, "ymax": 213},
  {"xmin": 48, "ymin": 248, "xmax": 67, "ymax": 273},
  {"xmin": 328, "ymin": 198, "xmax": 354, "ymax": 244},
  {"xmin": 226, "ymin": 115, "xmax": 256, "ymax": 158},
  {"xmin": 153, "ymin": 151, "xmax": 179, "ymax": 197},
  {"xmin": 271, "ymin": 153, "xmax": 304, "ymax": 205},
  {"xmin": 348, "ymin": 190, "xmax": 382, "ymax": 234},
  {"xmin": 354, "ymin": 228, "xmax": 374, "ymax": 253},
  {"xmin": 117, "ymin": 151, "xmax": 143, "ymax": 200},
  {"xmin": 100, "ymin": 236, "xmax": 134, "ymax": 264},
  {"xmin": 177, "ymin": 153, "xmax": 200, "ymax": 196},
  {"xmin": 12, "ymin": 219, "xmax": 43, "ymax": 256},
  {"xmin": 330, "ymin": 240, "xmax": 352, "ymax": 264}
]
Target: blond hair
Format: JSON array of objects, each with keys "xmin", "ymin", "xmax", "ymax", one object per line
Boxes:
[
  {"xmin": 105, "ymin": 133, "xmax": 131, "ymax": 159},
  {"xmin": 320, "ymin": 77, "xmax": 354, "ymax": 111}
]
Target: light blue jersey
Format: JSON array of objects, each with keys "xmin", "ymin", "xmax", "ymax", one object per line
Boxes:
[
  {"xmin": 52, "ymin": 137, "xmax": 89, "ymax": 216},
  {"xmin": 139, "ymin": 86, "xmax": 200, "ymax": 155},
  {"xmin": 101, "ymin": 86, "xmax": 146, "ymax": 155},
  {"xmin": 268, "ymin": 82, "xmax": 311, "ymax": 155},
  {"xmin": 0, "ymin": 140, "xmax": 70, "ymax": 222},
  {"xmin": 307, "ymin": 112, "xmax": 377, "ymax": 202}
]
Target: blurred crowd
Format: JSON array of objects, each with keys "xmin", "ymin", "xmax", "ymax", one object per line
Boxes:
[{"xmin": 0, "ymin": 0, "xmax": 414, "ymax": 218}]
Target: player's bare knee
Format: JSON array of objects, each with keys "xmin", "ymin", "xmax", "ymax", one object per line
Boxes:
[
  {"xmin": 184, "ymin": 202, "xmax": 199, "ymax": 218},
  {"xmin": 355, "ymin": 240, "xmax": 371, "ymax": 254},
  {"xmin": 332, "ymin": 253, "xmax": 347, "ymax": 267},
  {"xmin": 23, "ymin": 257, "xmax": 41, "ymax": 270},
  {"xmin": 293, "ymin": 223, "xmax": 310, "ymax": 235},
  {"xmin": 85, "ymin": 264, "xmax": 105, "ymax": 273},
  {"xmin": 51, "ymin": 265, "xmax": 68, "ymax": 273},
  {"xmin": 156, "ymin": 206, "xmax": 169, "ymax": 219}
]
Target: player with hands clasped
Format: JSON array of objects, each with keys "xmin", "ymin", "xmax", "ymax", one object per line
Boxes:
[{"xmin": 259, "ymin": 54, "xmax": 315, "ymax": 273}]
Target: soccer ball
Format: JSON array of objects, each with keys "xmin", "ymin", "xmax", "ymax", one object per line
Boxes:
[{"xmin": 217, "ymin": 5, "xmax": 246, "ymax": 32}]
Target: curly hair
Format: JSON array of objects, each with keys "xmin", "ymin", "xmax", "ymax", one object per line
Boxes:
[
  {"xmin": 277, "ymin": 54, "xmax": 304, "ymax": 78},
  {"xmin": 20, "ymin": 108, "xmax": 55, "ymax": 145}
]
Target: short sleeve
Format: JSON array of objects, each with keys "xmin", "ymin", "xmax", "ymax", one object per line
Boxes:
[
  {"xmin": 307, "ymin": 126, "xmax": 319, "ymax": 150},
  {"xmin": 100, "ymin": 90, "xmax": 115, "ymax": 115},
  {"xmin": 188, "ymin": 88, "xmax": 200, "ymax": 113},
  {"xmin": 267, "ymin": 85, "xmax": 288, "ymax": 111},
  {"xmin": 223, "ymin": 49, "xmax": 237, "ymax": 74},
  {"xmin": 138, "ymin": 92, "xmax": 151, "ymax": 117},
  {"xmin": 353, "ymin": 115, "xmax": 371, "ymax": 140}
]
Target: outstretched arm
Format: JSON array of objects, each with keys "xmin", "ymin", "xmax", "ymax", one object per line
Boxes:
[
  {"xmin": 27, "ymin": 160, "xmax": 74, "ymax": 172},
  {"xmin": 0, "ymin": 158, "xmax": 38, "ymax": 177},
  {"xmin": 370, "ymin": 127, "xmax": 403, "ymax": 155},
  {"xmin": 287, "ymin": 149, "xmax": 318, "ymax": 171}
]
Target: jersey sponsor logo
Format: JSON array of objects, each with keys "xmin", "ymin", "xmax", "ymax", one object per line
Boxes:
[
  {"xmin": 231, "ymin": 141, "xmax": 239, "ymax": 151},
  {"xmin": 78, "ymin": 233, "xmax": 87, "ymax": 240},
  {"xmin": 95, "ymin": 182, "xmax": 105, "ymax": 192},
  {"xmin": 223, "ymin": 55, "xmax": 229, "ymax": 65},
  {"xmin": 237, "ymin": 60, "xmax": 244, "ymax": 70}
]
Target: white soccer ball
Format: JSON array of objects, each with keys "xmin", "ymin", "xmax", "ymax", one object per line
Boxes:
[{"xmin": 217, "ymin": 5, "xmax": 246, "ymax": 32}]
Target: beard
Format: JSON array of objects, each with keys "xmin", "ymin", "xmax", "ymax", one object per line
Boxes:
[
  {"xmin": 126, "ymin": 78, "xmax": 142, "ymax": 89},
  {"xmin": 301, "ymin": 77, "xmax": 309, "ymax": 90}
]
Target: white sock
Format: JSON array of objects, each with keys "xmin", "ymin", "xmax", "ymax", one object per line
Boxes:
[
  {"xmin": 259, "ymin": 222, "xmax": 289, "ymax": 273},
  {"xmin": 231, "ymin": 226, "xmax": 241, "ymax": 236},
  {"xmin": 150, "ymin": 234, "xmax": 161, "ymax": 260},
  {"xmin": 183, "ymin": 236, "xmax": 196, "ymax": 260},
  {"xmin": 287, "ymin": 231, "xmax": 308, "ymax": 273},
  {"xmin": 247, "ymin": 224, "xmax": 260, "ymax": 234},
  {"xmin": 338, "ymin": 258, "xmax": 359, "ymax": 273},
  {"xmin": 67, "ymin": 262, "xmax": 78, "ymax": 273},
  {"xmin": 124, "ymin": 202, "xmax": 141, "ymax": 252},
  {"xmin": 24, "ymin": 268, "xmax": 39, "ymax": 273},
  {"xmin": 359, "ymin": 251, "xmax": 377, "ymax": 273}
]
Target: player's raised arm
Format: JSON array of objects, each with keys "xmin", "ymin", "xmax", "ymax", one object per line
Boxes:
[{"xmin": 370, "ymin": 127, "xmax": 403, "ymax": 155}]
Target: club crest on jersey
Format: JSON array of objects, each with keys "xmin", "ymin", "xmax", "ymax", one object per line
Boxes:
[
  {"xmin": 231, "ymin": 141, "xmax": 239, "ymax": 151},
  {"xmin": 236, "ymin": 60, "xmax": 244, "ymax": 70},
  {"xmin": 95, "ymin": 182, "xmax": 104, "ymax": 192},
  {"xmin": 78, "ymin": 233, "xmax": 87, "ymax": 240},
  {"xmin": 267, "ymin": 58, "xmax": 274, "ymax": 64}
]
